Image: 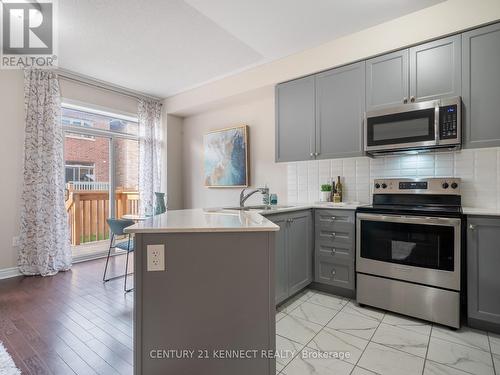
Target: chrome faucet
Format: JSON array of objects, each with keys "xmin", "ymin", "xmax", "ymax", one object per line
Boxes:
[{"xmin": 239, "ymin": 187, "xmax": 270, "ymax": 207}]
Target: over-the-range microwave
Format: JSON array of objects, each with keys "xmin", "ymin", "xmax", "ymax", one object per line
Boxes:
[{"xmin": 364, "ymin": 96, "xmax": 462, "ymax": 156}]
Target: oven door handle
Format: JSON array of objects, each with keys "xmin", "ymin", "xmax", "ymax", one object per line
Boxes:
[{"xmin": 357, "ymin": 213, "xmax": 461, "ymax": 227}]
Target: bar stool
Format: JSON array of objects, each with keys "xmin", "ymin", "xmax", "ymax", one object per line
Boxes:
[{"xmin": 103, "ymin": 218, "xmax": 135, "ymax": 292}]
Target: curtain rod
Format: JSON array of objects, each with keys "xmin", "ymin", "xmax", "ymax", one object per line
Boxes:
[{"xmin": 56, "ymin": 68, "xmax": 163, "ymax": 102}]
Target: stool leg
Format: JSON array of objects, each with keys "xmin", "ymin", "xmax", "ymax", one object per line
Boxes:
[{"xmin": 103, "ymin": 233, "xmax": 114, "ymax": 282}]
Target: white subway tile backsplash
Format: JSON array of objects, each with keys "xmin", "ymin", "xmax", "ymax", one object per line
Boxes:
[{"xmin": 286, "ymin": 147, "xmax": 500, "ymax": 208}]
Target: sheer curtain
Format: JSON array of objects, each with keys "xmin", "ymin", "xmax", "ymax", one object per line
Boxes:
[
  {"xmin": 138, "ymin": 99, "xmax": 163, "ymax": 215},
  {"xmin": 18, "ymin": 69, "xmax": 72, "ymax": 276}
]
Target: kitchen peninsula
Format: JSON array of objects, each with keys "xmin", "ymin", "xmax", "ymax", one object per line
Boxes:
[{"xmin": 125, "ymin": 209, "xmax": 279, "ymax": 375}]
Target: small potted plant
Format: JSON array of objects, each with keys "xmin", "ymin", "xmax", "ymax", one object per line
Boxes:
[{"xmin": 320, "ymin": 184, "xmax": 332, "ymax": 202}]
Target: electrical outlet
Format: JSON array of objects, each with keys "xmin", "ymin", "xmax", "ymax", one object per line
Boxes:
[{"xmin": 147, "ymin": 244, "xmax": 165, "ymax": 271}]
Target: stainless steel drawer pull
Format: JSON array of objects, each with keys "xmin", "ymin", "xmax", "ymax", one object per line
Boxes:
[
  {"xmin": 331, "ymin": 269, "xmax": 336, "ymax": 276},
  {"xmin": 330, "ymin": 216, "xmax": 336, "ymax": 221},
  {"xmin": 331, "ymin": 249, "xmax": 336, "ymax": 256},
  {"xmin": 331, "ymin": 233, "xmax": 336, "ymax": 238},
  {"xmin": 469, "ymin": 224, "xmax": 476, "ymax": 230}
]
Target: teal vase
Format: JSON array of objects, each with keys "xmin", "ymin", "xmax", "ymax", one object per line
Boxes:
[{"xmin": 154, "ymin": 192, "xmax": 166, "ymax": 215}]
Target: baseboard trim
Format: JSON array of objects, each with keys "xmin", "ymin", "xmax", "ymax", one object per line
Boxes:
[{"xmin": 0, "ymin": 266, "xmax": 22, "ymax": 280}]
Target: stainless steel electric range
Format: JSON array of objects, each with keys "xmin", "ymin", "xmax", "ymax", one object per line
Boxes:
[{"xmin": 356, "ymin": 177, "xmax": 464, "ymax": 328}]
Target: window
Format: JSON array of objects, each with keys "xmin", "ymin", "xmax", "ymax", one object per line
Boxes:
[
  {"xmin": 65, "ymin": 162, "xmax": 95, "ymax": 183},
  {"xmin": 61, "ymin": 102, "xmax": 140, "ymax": 258}
]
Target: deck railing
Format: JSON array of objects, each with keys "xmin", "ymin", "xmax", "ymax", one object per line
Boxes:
[
  {"xmin": 65, "ymin": 185, "xmax": 139, "ymax": 245},
  {"xmin": 67, "ymin": 181, "xmax": 110, "ymax": 191}
]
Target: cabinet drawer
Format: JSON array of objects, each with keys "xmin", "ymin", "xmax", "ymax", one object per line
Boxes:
[
  {"xmin": 315, "ymin": 257, "xmax": 354, "ymax": 290},
  {"xmin": 316, "ymin": 240, "xmax": 353, "ymax": 261},
  {"xmin": 315, "ymin": 209, "xmax": 354, "ymax": 227},
  {"xmin": 316, "ymin": 226, "xmax": 353, "ymax": 246}
]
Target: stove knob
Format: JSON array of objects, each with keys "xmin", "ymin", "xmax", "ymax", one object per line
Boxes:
[
  {"xmin": 442, "ymin": 182, "xmax": 449, "ymax": 189},
  {"xmin": 375, "ymin": 183, "xmax": 381, "ymax": 189},
  {"xmin": 451, "ymin": 182, "xmax": 458, "ymax": 189},
  {"xmin": 381, "ymin": 183, "xmax": 387, "ymax": 189}
]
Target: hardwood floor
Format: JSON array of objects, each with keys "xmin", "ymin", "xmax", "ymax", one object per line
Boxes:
[{"xmin": 0, "ymin": 256, "xmax": 134, "ymax": 375}]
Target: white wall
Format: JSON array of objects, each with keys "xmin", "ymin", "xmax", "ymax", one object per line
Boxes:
[
  {"xmin": 0, "ymin": 71, "xmax": 25, "ymax": 272},
  {"xmin": 165, "ymin": 114, "xmax": 184, "ymax": 210},
  {"xmin": 167, "ymin": 0, "xmax": 500, "ymax": 116},
  {"xmin": 182, "ymin": 88, "xmax": 287, "ymax": 209}
]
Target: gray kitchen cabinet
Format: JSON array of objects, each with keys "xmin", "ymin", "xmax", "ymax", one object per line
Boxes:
[
  {"xmin": 314, "ymin": 209, "xmax": 355, "ymax": 292},
  {"xmin": 273, "ymin": 215, "xmax": 288, "ymax": 304},
  {"xmin": 366, "ymin": 49, "xmax": 409, "ymax": 111},
  {"xmin": 315, "ymin": 62, "xmax": 365, "ymax": 159},
  {"xmin": 275, "ymin": 76, "xmax": 315, "ymax": 162},
  {"xmin": 462, "ymin": 23, "xmax": 500, "ymax": 149},
  {"xmin": 288, "ymin": 211, "xmax": 314, "ymax": 295},
  {"xmin": 267, "ymin": 210, "xmax": 313, "ymax": 304},
  {"xmin": 409, "ymin": 35, "xmax": 461, "ymax": 102},
  {"xmin": 467, "ymin": 216, "xmax": 500, "ymax": 333}
]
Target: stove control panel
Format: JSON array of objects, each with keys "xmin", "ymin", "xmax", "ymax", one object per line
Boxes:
[{"xmin": 373, "ymin": 178, "xmax": 461, "ymax": 195}]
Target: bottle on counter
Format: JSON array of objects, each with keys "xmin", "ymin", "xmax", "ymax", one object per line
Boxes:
[
  {"xmin": 330, "ymin": 179, "xmax": 336, "ymax": 202},
  {"xmin": 334, "ymin": 176, "xmax": 343, "ymax": 203}
]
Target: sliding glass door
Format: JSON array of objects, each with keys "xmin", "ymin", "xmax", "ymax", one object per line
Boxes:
[{"xmin": 62, "ymin": 104, "xmax": 139, "ymax": 260}]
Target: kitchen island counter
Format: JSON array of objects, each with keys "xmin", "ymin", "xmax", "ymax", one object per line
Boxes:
[{"xmin": 126, "ymin": 208, "xmax": 278, "ymax": 375}]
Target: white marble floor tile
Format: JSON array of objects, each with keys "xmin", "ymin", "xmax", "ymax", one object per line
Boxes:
[
  {"xmin": 427, "ymin": 336, "xmax": 494, "ymax": 375},
  {"xmin": 281, "ymin": 348, "xmax": 354, "ymax": 375},
  {"xmin": 489, "ymin": 333, "xmax": 500, "ymax": 355},
  {"xmin": 307, "ymin": 326, "xmax": 369, "ymax": 364},
  {"xmin": 276, "ymin": 315, "xmax": 323, "ymax": 345},
  {"xmin": 278, "ymin": 296, "xmax": 307, "ymax": 314},
  {"xmin": 289, "ymin": 301, "xmax": 339, "ymax": 326},
  {"xmin": 327, "ymin": 311, "xmax": 380, "ymax": 340},
  {"xmin": 276, "ymin": 334, "xmax": 304, "ymax": 368},
  {"xmin": 351, "ymin": 367, "xmax": 377, "ymax": 375},
  {"xmin": 342, "ymin": 301, "xmax": 385, "ymax": 322},
  {"xmin": 371, "ymin": 322, "xmax": 430, "ymax": 358},
  {"xmin": 276, "ymin": 311, "xmax": 287, "ymax": 322},
  {"xmin": 432, "ymin": 326, "xmax": 490, "ymax": 352},
  {"xmin": 277, "ymin": 361, "xmax": 284, "ymax": 374},
  {"xmin": 358, "ymin": 342, "xmax": 425, "ymax": 375},
  {"xmin": 382, "ymin": 312, "xmax": 432, "ymax": 336},
  {"xmin": 424, "ymin": 360, "xmax": 472, "ymax": 375},
  {"xmin": 307, "ymin": 292, "xmax": 349, "ymax": 310}
]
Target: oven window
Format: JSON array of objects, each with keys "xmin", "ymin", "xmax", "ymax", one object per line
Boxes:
[
  {"xmin": 360, "ymin": 221, "xmax": 454, "ymax": 271},
  {"xmin": 367, "ymin": 108, "xmax": 435, "ymax": 147}
]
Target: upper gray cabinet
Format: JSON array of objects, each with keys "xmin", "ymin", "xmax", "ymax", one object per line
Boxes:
[
  {"xmin": 366, "ymin": 50, "xmax": 409, "ymax": 111},
  {"xmin": 366, "ymin": 35, "xmax": 461, "ymax": 111},
  {"xmin": 462, "ymin": 23, "xmax": 500, "ymax": 149},
  {"xmin": 410, "ymin": 35, "xmax": 461, "ymax": 102},
  {"xmin": 315, "ymin": 62, "xmax": 365, "ymax": 159},
  {"xmin": 275, "ymin": 76, "xmax": 315, "ymax": 162}
]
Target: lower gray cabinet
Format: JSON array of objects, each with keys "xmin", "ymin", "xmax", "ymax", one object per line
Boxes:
[
  {"xmin": 467, "ymin": 216, "xmax": 500, "ymax": 332},
  {"xmin": 268, "ymin": 210, "xmax": 313, "ymax": 305},
  {"xmin": 314, "ymin": 209, "xmax": 355, "ymax": 292}
]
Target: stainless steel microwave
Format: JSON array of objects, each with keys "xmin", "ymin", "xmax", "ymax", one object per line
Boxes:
[{"xmin": 364, "ymin": 96, "xmax": 462, "ymax": 155}]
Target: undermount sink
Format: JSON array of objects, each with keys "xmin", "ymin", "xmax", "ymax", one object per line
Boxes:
[{"xmin": 223, "ymin": 205, "xmax": 293, "ymax": 211}]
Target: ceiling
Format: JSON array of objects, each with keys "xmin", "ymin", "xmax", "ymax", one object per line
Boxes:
[{"xmin": 58, "ymin": 0, "xmax": 444, "ymax": 98}]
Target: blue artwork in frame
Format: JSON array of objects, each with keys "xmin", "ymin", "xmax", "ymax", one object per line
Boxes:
[{"xmin": 204, "ymin": 125, "xmax": 249, "ymax": 187}]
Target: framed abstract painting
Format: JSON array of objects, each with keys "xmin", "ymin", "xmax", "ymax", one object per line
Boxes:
[{"xmin": 204, "ymin": 125, "xmax": 249, "ymax": 187}]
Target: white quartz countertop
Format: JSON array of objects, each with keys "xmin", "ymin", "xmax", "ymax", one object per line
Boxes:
[
  {"xmin": 463, "ymin": 207, "xmax": 500, "ymax": 216},
  {"xmin": 124, "ymin": 208, "xmax": 280, "ymax": 234}
]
